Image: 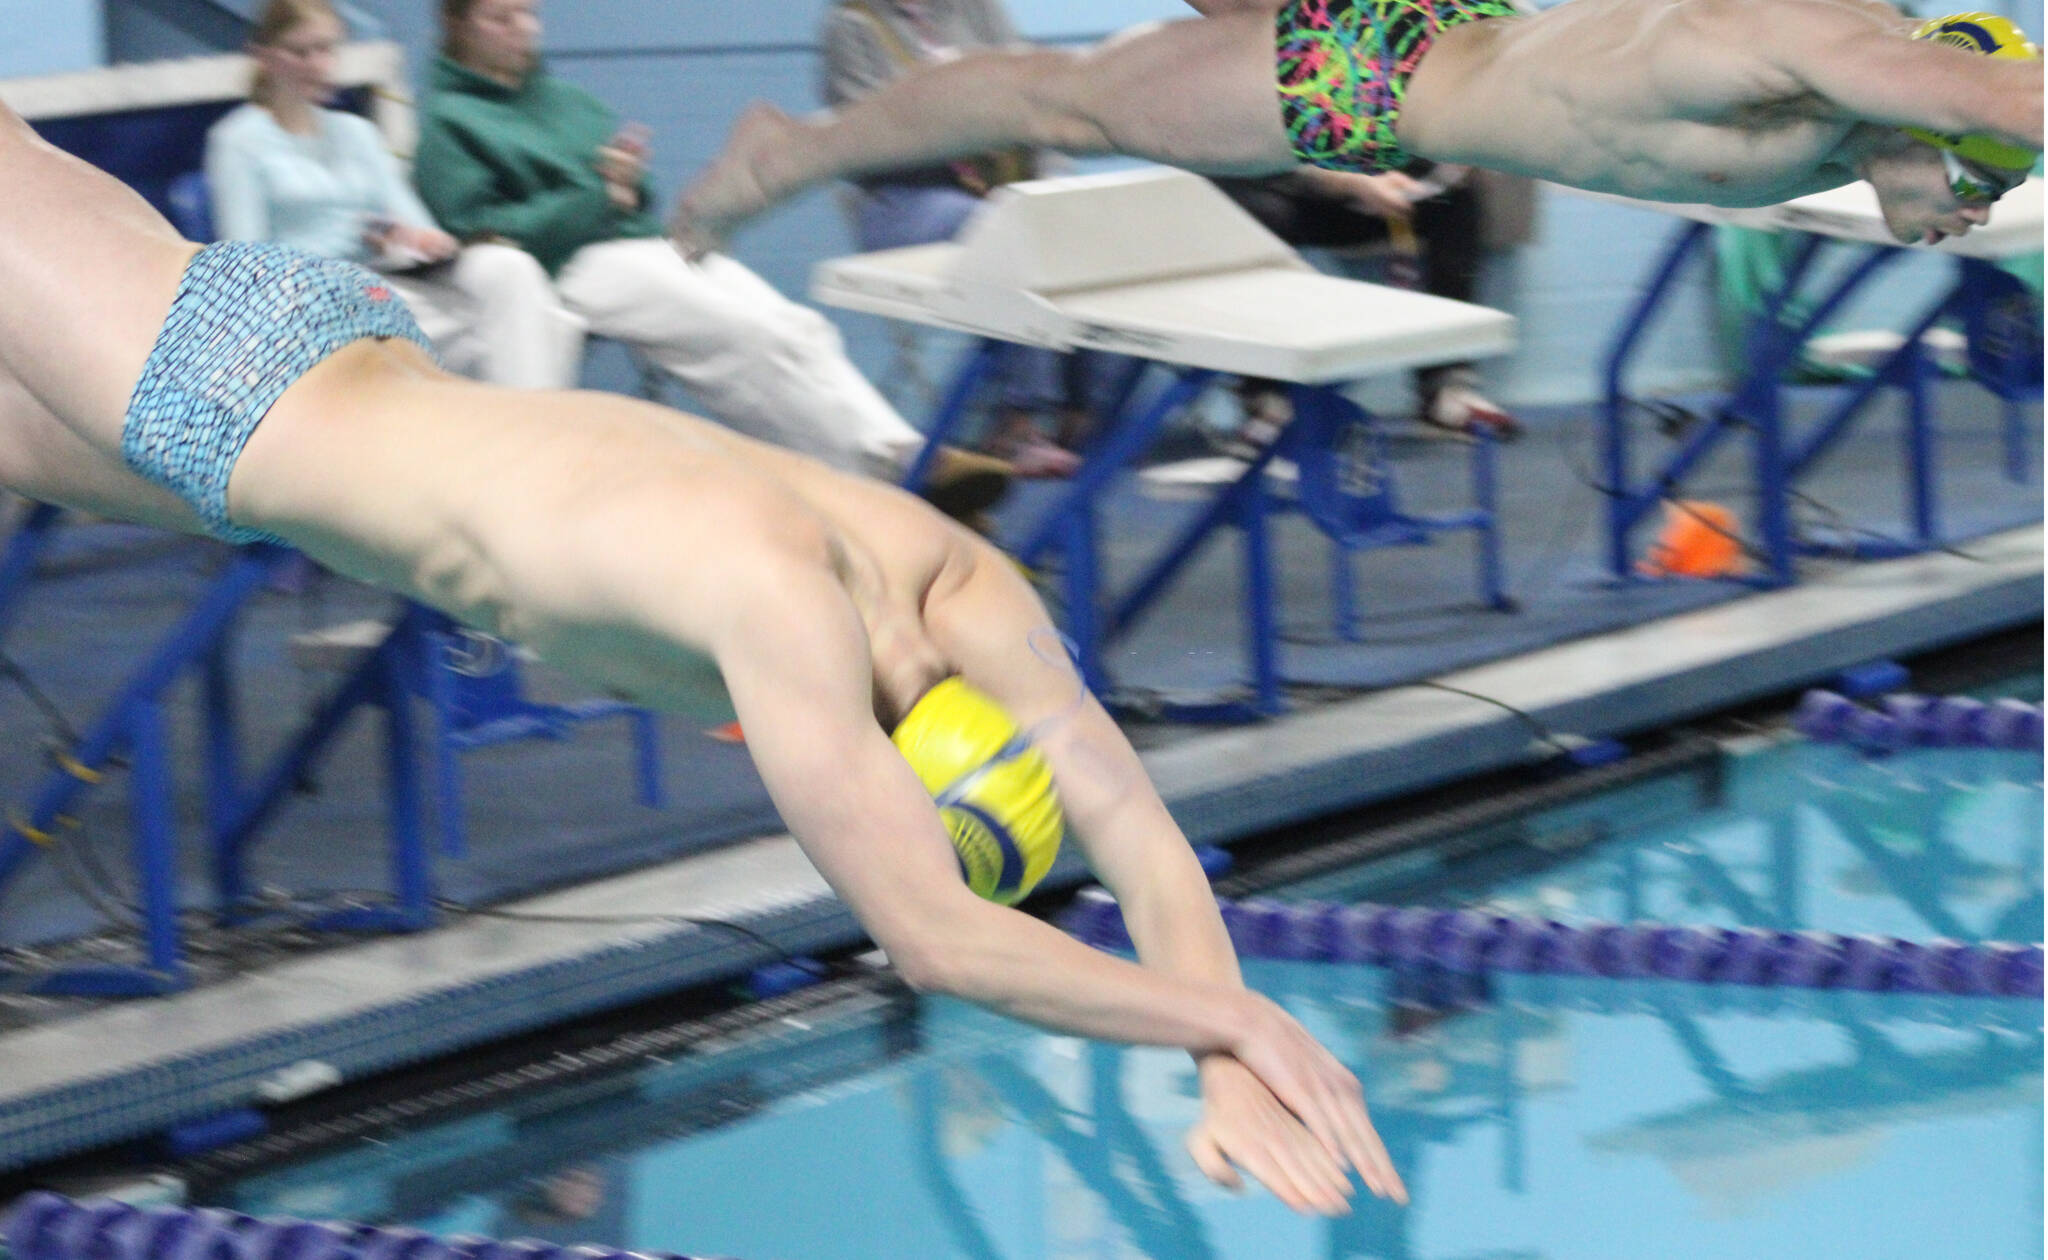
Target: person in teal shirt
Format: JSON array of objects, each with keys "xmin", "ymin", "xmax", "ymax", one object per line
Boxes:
[
  {"xmin": 413, "ymin": 0, "xmax": 1011, "ymax": 521},
  {"xmin": 208, "ymin": 0, "xmax": 583, "ymax": 389}
]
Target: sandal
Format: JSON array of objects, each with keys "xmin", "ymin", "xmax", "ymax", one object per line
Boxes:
[
  {"xmin": 1421, "ymin": 382, "xmax": 1521, "ymax": 441},
  {"xmin": 998, "ymin": 433, "xmax": 1082, "ymax": 478}
]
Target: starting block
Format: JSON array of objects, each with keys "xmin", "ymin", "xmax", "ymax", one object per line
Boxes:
[{"xmin": 815, "ymin": 168, "xmax": 1518, "ymax": 718}]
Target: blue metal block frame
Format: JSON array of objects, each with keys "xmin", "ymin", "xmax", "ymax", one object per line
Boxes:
[
  {"xmin": 902, "ymin": 347, "xmax": 1506, "ymax": 721},
  {"xmin": 1602, "ymin": 222, "xmax": 2042, "ymax": 586},
  {"xmin": 0, "ymin": 527, "xmax": 440, "ymax": 994},
  {"xmin": 206, "ymin": 600, "xmax": 442, "ymax": 939},
  {"xmin": 0, "ymin": 513, "xmax": 666, "ymax": 994},
  {"xmin": 0, "ymin": 541, "xmax": 315, "ymax": 993},
  {"xmin": 415, "ymin": 610, "xmax": 663, "ymax": 860}
]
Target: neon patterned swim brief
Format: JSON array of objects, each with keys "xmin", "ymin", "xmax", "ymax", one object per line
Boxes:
[{"xmin": 1275, "ymin": 0, "xmax": 1520, "ymax": 173}]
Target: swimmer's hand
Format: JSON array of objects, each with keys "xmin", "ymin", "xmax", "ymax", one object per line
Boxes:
[
  {"xmin": 1223, "ymin": 992, "xmax": 1409, "ymax": 1206},
  {"xmin": 367, "ymin": 222, "xmax": 459, "ymax": 265},
  {"xmin": 1188, "ymin": 1054, "xmax": 1361, "ymax": 1216},
  {"xmin": 1327, "ymin": 170, "xmax": 1429, "ymax": 221}
]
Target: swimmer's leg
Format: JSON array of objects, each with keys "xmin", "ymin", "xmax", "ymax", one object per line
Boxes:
[
  {"xmin": 0, "ymin": 101, "xmax": 197, "ymax": 454},
  {"xmin": 0, "ymin": 359, "xmax": 202, "ymax": 535},
  {"xmin": 675, "ymin": 10, "xmax": 1295, "ymax": 249}
]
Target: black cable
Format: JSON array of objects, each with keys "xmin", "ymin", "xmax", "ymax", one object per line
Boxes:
[
  {"xmin": 1596, "ymin": 395, "xmax": 1997, "ymax": 572},
  {"xmin": 1500, "ymin": 406, "xmax": 1625, "ymax": 605},
  {"xmin": 0, "ymin": 948, "xmax": 58, "ymax": 997},
  {"xmin": 1278, "ymin": 675, "xmax": 1581, "ymax": 762},
  {"xmin": 1785, "ymin": 486, "xmax": 1987, "ymax": 564},
  {"xmin": 45, "ymin": 824, "xmax": 139, "ymax": 927},
  {"xmin": 0, "ymin": 647, "xmax": 141, "ymax": 929},
  {"xmin": 1567, "ymin": 398, "xmax": 1780, "ymax": 571},
  {"xmin": 1404, "ymin": 679, "xmax": 1581, "ymax": 758}
]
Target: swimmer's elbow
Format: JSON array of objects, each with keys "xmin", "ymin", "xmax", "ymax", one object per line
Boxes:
[
  {"xmin": 884, "ymin": 926, "xmax": 961, "ymax": 995},
  {"xmin": 890, "ymin": 946, "xmax": 952, "ymax": 996},
  {"xmin": 879, "ymin": 898, "xmax": 1004, "ymax": 997}
]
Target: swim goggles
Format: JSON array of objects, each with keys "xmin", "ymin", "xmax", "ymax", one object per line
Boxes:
[{"xmin": 1942, "ymin": 147, "xmax": 2025, "ymax": 205}]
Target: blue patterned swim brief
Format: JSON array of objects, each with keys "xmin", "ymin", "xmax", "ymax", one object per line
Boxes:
[{"xmin": 122, "ymin": 241, "xmax": 433, "ymax": 545}]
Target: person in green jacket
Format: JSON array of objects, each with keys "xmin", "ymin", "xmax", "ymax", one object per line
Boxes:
[{"xmin": 415, "ymin": 0, "xmax": 1011, "ymax": 522}]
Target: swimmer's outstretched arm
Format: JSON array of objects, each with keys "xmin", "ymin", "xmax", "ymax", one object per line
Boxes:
[
  {"xmin": 1778, "ymin": 3, "xmax": 2043, "ymax": 148},
  {"xmin": 713, "ymin": 548, "xmax": 1400, "ymax": 1212},
  {"xmin": 673, "ymin": 11, "xmax": 1295, "ymax": 250},
  {"xmin": 914, "ymin": 542, "xmax": 1406, "ymax": 1209}
]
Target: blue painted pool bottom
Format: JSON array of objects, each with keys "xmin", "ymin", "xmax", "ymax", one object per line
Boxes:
[{"xmin": 183, "ymin": 722, "xmax": 2044, "ymax": 1260}]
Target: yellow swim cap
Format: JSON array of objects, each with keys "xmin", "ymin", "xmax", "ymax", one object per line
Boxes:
[
  {"xmin": 1906, "ymin": 12, "xmax": 2041, "ymax": 174},
  {"xmin": 892, "ymin": 677, "xmax": 1064, "ymax": 906}
]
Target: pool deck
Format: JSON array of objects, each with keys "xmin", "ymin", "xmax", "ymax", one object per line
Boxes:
[{"xmin": 0, "ymin": 523, "xmax": 2040, "ymax": 1172}]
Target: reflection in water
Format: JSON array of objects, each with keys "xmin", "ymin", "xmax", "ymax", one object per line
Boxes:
[
  {"xmin": 888, "ymin": 970, "xmax": 2039, "ymax": 1259},
  {"xmin": 494, "ymin": 1162, "xmax": 628, "ymax": 1247},
  {"xmin": 1587, "ymin": 1031, "xmax": 2041, "ymax": 1205},
  {"xmin": 1325, "ymin": 741, "xmax": 2044, "ymax": 953},
  {"xmin": 223, "ymin": 965, "xmax": 2039, "ymax": 1260},
  {"xmin": 212, "ymin": 736, "xmax": 2043, "ymax": 1259}
]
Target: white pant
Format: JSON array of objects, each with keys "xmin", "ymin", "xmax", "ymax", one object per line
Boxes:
[
  {"xmin": 387, "ymin": 244, "xmax": 586, "ymax": 391},
  {"xmin": 553, "ymin": 238, "xmax": 923, "ymax": 475}
]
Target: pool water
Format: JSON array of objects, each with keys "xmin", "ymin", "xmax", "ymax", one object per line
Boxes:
[
  {"xmin": 215, "ymin": 730, "xmax": 2043, "ymax": 1260},
  {"xmin": 1290, "ymin": 735, "xmax": 2044, "ymax": 945}
]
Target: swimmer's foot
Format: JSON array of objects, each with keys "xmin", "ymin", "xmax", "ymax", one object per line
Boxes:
[{"xmin": 671, "ymin": 103, "xmax": 808, "ymax": 257}]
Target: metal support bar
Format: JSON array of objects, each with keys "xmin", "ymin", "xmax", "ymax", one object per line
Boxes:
[
  {"xmin": 899, "ymin": 338, "xmax": 1005, "ymax": 494},
  {"xmin": 1018, "ymin": 369, "xmax": 1218, "ymax": 567},
  {"xmin": 209, "ymin": 602, "xmax": 431, "ymax": 892},
  {"xmin": 0, "ymin": 503, "xmax": 64, "ymax": 645},
  {"xmin": 1106, "ymin": 440, "xmax": 1287, "ymax": 643},
  {"xmin": 1600, "ymin": 216, "xmax": 1995, "ymax": 587},
  {"xmin": 1602, "ymin": 222, "xmax": 1712, "ymax": 579},
  {"xmin": 127, "ymin": 698, "xmax": 182, "ymax": 985},
  {"xmin": 0, "ymin": 546, "xmax": 284, "ymax": 894}
]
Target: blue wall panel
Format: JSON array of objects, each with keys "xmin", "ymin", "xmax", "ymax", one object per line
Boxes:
[
  {"xmin": 0, "ymin": 0, "xmax": 103, "ymax": 77},
  {"xmin": 537, "ymin": 2, "xmax": 831, "ymax": 53}
]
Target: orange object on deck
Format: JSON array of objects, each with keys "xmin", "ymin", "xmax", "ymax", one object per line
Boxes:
[{"xmin": 1638, "ymin": 500, "xmax": 1746, "ymax": 578}]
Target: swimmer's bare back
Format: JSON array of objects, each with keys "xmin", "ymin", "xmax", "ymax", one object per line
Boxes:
[
  {"xmin": 1404, "ymin": 0, "xmax": 1866, "ymax": 204},
  {"xmin": 230, "ymin": 348, "xmax": 968, "ymax": 714}
]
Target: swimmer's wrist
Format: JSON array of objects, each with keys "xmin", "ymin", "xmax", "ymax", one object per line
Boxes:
[
  {"xmin": 1199, "ymin": 987, "xmax": 1269, "ymax": 1058},
  {"xmin": 1194, "ymin": 1047, "xmax": 1245, "ymax": 1079}
]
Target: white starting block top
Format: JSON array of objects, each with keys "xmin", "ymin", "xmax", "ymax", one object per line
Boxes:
[
  {"xmin": 1564, "ymin": 177, "xmax": 2044, "ymax": 260},
  {"xmin": 812, "ymin": 167, "xmax": 1517, "ymax": 385}
]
